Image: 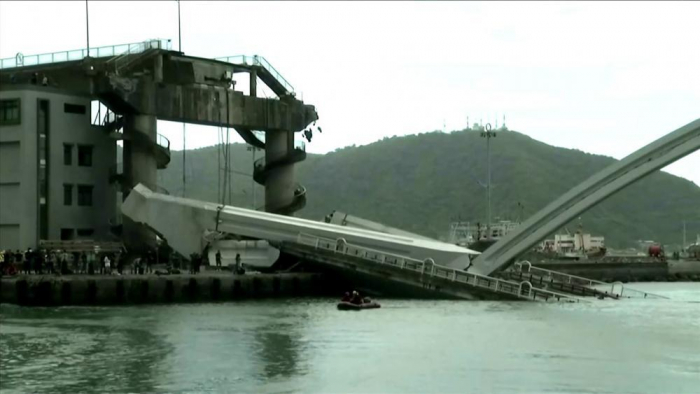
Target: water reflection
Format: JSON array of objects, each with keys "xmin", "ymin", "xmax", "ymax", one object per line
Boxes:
[
  {"xmin": 254, "ymin": 322, "xmax": 304, "ymax": 380},
  {"xmin": 2, "ymin": 285, "xmax": 698, "ymax": 394},
  {"xmin": 0, "ymin": 307, "xmax": 173, "ymax": 393}
]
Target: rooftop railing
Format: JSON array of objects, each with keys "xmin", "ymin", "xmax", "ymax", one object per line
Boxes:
[{"xmin": 0, "ymin": 39, "xmax": 172, "ymax": 70}]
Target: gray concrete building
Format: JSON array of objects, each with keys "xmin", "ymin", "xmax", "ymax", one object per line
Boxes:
[{"xmin": 0, "ymin": 86, "xmax": 116, "ymax": 250}]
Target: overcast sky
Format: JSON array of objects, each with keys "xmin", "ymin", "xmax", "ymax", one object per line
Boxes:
[{"xmin": 1, "ymin": 1, "xmax": 698, "ymax": 184}]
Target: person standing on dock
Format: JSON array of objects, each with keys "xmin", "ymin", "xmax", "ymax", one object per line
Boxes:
[
  {"xmin": 132, "ymin": 257, "xmax": 141, "ymax": 275},
  {"xmin": 87, "ymin": 252, "xmax": 95, "ymax": 275},
  {"xmin": 215, "ymin": 250, "xmax": 222, "ymax": 271},
  {"xmin": 80, "ymin": 252, "xmax": 87, "ymax": 274},
  {"xmin": 115, "ymin": 252, "xmax": 123, "ymax": 275},
  {"xmin": 189, "ymin": 253, "xmax": 197, "ymax": 274},
  {"xmin": 234, "ymin": 254, "xmax": 242, "ymax": 275},
  {"xmin": 15, "ymin": 250, "xmax": 24, "ymax": 275},
  {"xmin": 104, "ymin": 254, "xmax": 111, "ymax": 275},
  {"xmin": 146, "ymin": 250, "xmax": 154, "ymax": 274}
]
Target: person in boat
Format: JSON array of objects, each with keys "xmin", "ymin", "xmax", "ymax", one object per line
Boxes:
[
  {"xmin": 341, "ymin": 292, "xmax": 351, "ymax": 302},
  {"xmin": 350, "ymin": 291, "xmax": 363, "ymax": 305}
]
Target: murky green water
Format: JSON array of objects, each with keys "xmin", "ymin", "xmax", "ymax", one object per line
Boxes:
[{"xmin": 1, "ymin": 283, "xmax": 699, "ymax": 393}]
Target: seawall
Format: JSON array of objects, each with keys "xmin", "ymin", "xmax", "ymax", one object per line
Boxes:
[{"xmin": 0, "ymin": 273, "xmax": 332, "ymax": 306}]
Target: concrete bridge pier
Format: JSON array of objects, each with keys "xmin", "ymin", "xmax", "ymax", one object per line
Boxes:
[
  {"xmin": 264, "ymin": 130, "xmax": 297, "ymax": 214},
  {"xmin": 122, "ymin": 114, "xmax": 158, "ymax": 251}
]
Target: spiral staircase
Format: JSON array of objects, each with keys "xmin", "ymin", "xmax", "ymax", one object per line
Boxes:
[
  {"xmin": 99, "ymin": 110, "xmax": 171, "ymax": 238},
  {"xmin": 220, "ymin": 54, "xmax": 310, "ymax": 216},
  {"xmin": 252, "ymin": 140, "xmax": 308, "ymax": 215}
]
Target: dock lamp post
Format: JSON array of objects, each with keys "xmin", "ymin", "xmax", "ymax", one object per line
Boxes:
[
  {"xmin": 85, "ymin": 0, "xmax": 90, "ymax": 57},
  {"xmin": 481, "ymin": 123, "xmax": 496, "ymax": 240}
]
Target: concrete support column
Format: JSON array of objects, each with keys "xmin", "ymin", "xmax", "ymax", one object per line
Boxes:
[
  {"xmin": 250, "ymin": 69, "xmax": 257, "ymax": 97},
  {"xmin": 264, "ymin": 130, "xmax": 295, "ymax": 215},
  {"xmin": 123, "ymin": 114, "xmax": 157, "ymax": 252},
  {"xmin": 154, "ymin": 54, "xmax": 163, "ymax": 84}
]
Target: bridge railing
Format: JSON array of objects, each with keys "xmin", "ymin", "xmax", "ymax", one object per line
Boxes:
[
  {"xmin": 215, "ymin": 55, "xmax": 295, "ymax": 94},
  {"xmin": 157, "ymin": 133, "xmax": 171, "ymax": 151},
  {"xmin": 0, "ymin": 39, "xmax": 172, "ymax": 70},
  {"xmin": 295, "ymin": 233, "xmax": 585, "ymax": 303},
  {"xmin": 513, "ymin": 261, "xmax": 668, "ymax": 299}
]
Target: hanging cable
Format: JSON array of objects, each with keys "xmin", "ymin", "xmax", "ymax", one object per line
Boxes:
[
  {"xmin": 226, "ymin": 89, "xmax": 232, "ymax": 206},
  {"xmin": 226, "ymin": 127, "xmax": 231, "ymax": 205},
  {"xmin": 182, "ymin": 123, "xmax": 186, "ymax": 197},
  {"xmin": 217, "ymin": 125, "xmax": 221, "ymax": 204}
]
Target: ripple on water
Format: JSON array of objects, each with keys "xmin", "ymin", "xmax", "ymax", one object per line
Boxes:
[{"xmin": 1, "ymin": 284, "xmax": 700, "ymax": 393}]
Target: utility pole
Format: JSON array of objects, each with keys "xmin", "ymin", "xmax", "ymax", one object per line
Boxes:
[
  {"xmin": 85, "ymin": 0, "xmax": 90, "ymax": 56},
  {"xmin": 177, "ymin": 0, "xmax": 182, "ymax": 52},
  {"xmin": 683, "ymin": 220, "xmax": 687, "ymax": 249},
  {"xmin": 481, "ymin": 123, "xmax": 496, "ymax": 240},
  {"xmin": 178, "ymin": 0, "xmax": 186, "ymax": 197}
]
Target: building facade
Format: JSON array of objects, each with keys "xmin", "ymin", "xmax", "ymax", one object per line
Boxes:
[{"xmin": 0, "ymin": 85, "xmax": 116, "ymax": 251}]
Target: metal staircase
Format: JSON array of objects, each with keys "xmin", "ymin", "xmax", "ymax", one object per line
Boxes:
[
  {"xmin": 253, "ymin": 142, "xmax": 307, "ymax": 184},
  {"xmin": 103, "ymin": 39, "xmax": 165, "ymax": 76},
  {"xmin": 255, "ymin": 184, "xmax": 307, "ymax": 215},
  {"xmin": 216, "ymin": 55, "xmax": 295, "ymax": 96},
  {"xmin": 217, "ymin": 55, "xmax": 307, "ymax": 216},
  {"xmin": 251, "ymin": 140, "xmax": 308, "ymax": 215}
]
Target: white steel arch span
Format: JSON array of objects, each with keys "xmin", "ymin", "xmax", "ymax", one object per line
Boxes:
[{"xmin": 471, "ymin": 118, "xmax": 700, "ymax": 276}]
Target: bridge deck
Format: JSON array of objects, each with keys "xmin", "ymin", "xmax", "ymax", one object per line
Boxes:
[
  {"xmin": 280, "ymin": 233, "xmax": 585, "ymax": 302},
  {"xmin": 122, "ymin": 184, "xmax": 479, "ymax": 270}
]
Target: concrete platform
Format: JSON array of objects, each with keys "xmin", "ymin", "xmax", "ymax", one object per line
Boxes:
[{"xmin": 0, "ymin": 272, "xmax": 331, "ymax": 306}]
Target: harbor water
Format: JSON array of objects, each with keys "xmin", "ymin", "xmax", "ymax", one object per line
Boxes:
[{"xmin": 1, "ymin": 282, "xmax": 699, "ymax": 393}]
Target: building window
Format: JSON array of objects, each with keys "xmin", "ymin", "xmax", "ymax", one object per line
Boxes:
[
  {"xmin": 0, "ymin": 99, "xmax": 21, "ymax": 125},
  {"xmin": 77, "ymin": 145, "xmax": 93, "ymax": 167},
  {"xmin": 61, "ymin": 228, "xmax": 75, "ymax": 240},
  {"xmin": 77, "ymin": 228, "xmax": 94, "ymax": 238},
  {"xmin": 77, "ymin": 185, "xmax": 93, "ymax": 206},
  {"xmin": 63, "ymin": 184, "xmax": 73, "ymax": 206},
  {"xmin": 64, "ymin": 103, "xmax": 86, "ymax": 114},
  {"xmin": 63, "ymin": 144, "xmax": 73, "ymax": 165}
]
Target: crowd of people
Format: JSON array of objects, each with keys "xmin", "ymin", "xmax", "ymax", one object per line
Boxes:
[
  {"xmin": 0, "ymin": 248, "xmax": 128, "ymax": 276},
  {"xmin": 0, "ymin": 248, "xmax": 246, "ymax": 277}
]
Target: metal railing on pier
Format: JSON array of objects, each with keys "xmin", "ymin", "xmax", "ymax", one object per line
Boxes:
[{"xmin": 294, "ymin": 233, "xmax": 586, "ymax": 303}]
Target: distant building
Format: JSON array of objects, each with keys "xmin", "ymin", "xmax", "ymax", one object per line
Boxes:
[
  {"xmin": 552, "ymin": 233, "xmax": 605, "ymax": 254},
  {"xmin": 0, "ymin": 86, "xmax": 117, "ymax": 250},
  {"xmin": 636, "ymin": 239, "xmax": 659, "ymax": 251}
]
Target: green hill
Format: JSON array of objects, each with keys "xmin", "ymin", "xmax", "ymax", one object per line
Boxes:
[{"xmin": 150, "ymin": 129, "xmax": 700, "ymax": 248}]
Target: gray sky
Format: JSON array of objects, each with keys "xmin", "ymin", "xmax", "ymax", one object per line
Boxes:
[{"xmin": 2, "ymin": 1, "xmax": 698, "ymax": 184}]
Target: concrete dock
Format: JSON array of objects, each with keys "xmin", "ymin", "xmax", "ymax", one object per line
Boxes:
[{"xmin": 0, "ymin": 272, "xmax": 332, "ymax": 306}]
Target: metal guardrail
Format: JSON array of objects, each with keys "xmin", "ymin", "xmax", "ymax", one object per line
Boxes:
[
  {"xmin": 294, "ymin": 233, "xmax": 585, "ymax": 303},
  {"xmin": 513, "ymin": 261, "xmax": 668, "ymax": 299},
  {"xmin": 215, "ymin": 54, "xmax": 295, "ymax": 94},
  {"xmin": 157, "ymin": 134, "xmax": 170, "ymax": 150},
  {"xmin": 0, "ymin": 39, "xmax": 172, "ymax": 70},
  {"xmin": 255, "ymin": 183, "xmax": 306, "ymax": 212},
  {"xmin": 254, "ymin": 140, "xmax": 306, "ymax": 170}
]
